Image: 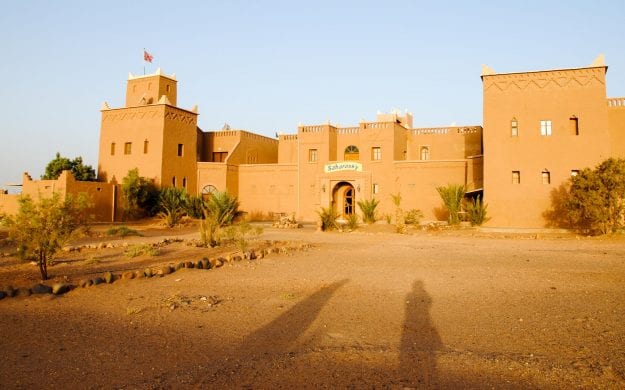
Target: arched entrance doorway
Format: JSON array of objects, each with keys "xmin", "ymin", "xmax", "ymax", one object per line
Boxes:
[{"xmin": 332, "ymin": 182, "xmax": 355, "ymax": 217}]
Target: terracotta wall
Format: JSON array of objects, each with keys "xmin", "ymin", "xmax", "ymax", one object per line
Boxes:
[
  {"xmin": 227, "ymin": 131, "xmax": 279, "ymax": 165},
  {"xmin": 237, "ymin": 164, "xmax": 298, "ymax": 216},
  {"xmin": 407, "ymin": 126, "xmax": 482, "ymax": 160},
  {"xmin": 608, "ymin": 98, "xmax": 625, "ymax": 157},
  {"xmin": 483, "ymin": 66, "xmax": 611, "ymax": 227},
  {"xmin": 161, "ymin": 106, "xmax": 199, "ymax": 193},
  {"xmin": 125, "ymin": 73, "xmax": 177, "ymax": 107}
]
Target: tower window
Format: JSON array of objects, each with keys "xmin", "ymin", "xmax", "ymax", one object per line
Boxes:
[
  {"xmin": 540, "ymin": 120, "xmax": 552, "ymax": 136},
  {"xmin": 511, "ymin": 118, "xmax": 518, "ymax": 137},
  {"xmin": 110, "ymin": 142, "xmax": 116, "ymax": 155},
  {"xmin": 371, "ymin": 147, "xmax": 381, "ymax": 161},
  {"xmin": 182, "ymin": 177, "xmax": 187, "ymax": 188},
  {"xmin": 144, "ymin": 140, "xmax": 149, "ymax": 154},
  {"xmin": 308, "ymin": 149, "xmax": 318, "ymax": 162},
  {"xmin": 420, "ymin": 146, "xmax": 430, "ymax": 161},
  {"xmin": 512, "ymin": 171, "xmax": 520, "ymax": 184},
  {"xmin": 570, "ymin": 116, "xmax": 579, "ymax": 135},
  {"xmin": 373, "ymin": 183, "xmax": 379, "ymax": 194},
  {"xmin": 124, "ymin": 142, "xmax": 132, "ymax": 155},
  {"xmin": 166, "ymin": 85, "xmax": 171, "ymax": 93},
  {"xmin": 172, "ymin": 176, "xmax": 176, "ymax": 187},
  {"xmin": 542, "ymin": 170, "xmax": 551, "ymax": 184},
  {"xmin": 177, "ymin": 144, "xmax": 184, "ymax": 157}
]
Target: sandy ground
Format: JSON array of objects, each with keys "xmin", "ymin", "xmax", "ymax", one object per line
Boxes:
[{"xmin": 1, "ymin": 224, "xmax": 624, "ymax": 389}]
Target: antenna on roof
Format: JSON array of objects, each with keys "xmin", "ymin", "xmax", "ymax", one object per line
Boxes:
[{"xmin": 222, "ymin": 123, "xmax": 231, "ymax": 131}]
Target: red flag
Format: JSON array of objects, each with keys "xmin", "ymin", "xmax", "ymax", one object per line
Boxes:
[{"xmin": 144, "ymin": 50, "xmax": 153, "ymax": 63}]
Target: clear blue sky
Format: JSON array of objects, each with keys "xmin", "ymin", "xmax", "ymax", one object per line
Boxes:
[{"xmin": 1, "ymin": 0, "xmax": 624, "ymax": 186}]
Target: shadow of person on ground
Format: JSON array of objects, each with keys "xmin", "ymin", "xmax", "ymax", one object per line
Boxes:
[
  {"xmin": 198, "ymin": 279, "xmax": 349, "ymax": 386},
  {"xmin": 399, "ymin": 280, "xmax": 443, "ymax": 388}
]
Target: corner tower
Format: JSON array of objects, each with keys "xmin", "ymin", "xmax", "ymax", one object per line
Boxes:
[{"xmin": 98, "ymin": 69, "xmax": 198, "ymax": 193}]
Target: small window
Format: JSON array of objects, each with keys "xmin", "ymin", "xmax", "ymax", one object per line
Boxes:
[
  {"xmin": 144, "ymin": 140, "xmax": 149, "ymax": 154},
  {"xmin": 420, "ymin": 146, "xmax": 430, "ymax": 161},
  {"xmin": 124, "ymin": 142, "xmax": 132, "ymax": 155},
  {"xmin": 344, "ymin": 145, "xmax": 359, "ymax": 161},
  {"xmin": 542, "ymin": 170, "xmax": 551, "ymax": 184},
  {"xmin": 177, "ymin": 144, "xmax": 184, "ymax": 157},
  {"xmin": 570, "ymin": 116, "xmax": 579, "ymax": 135},
  {"xmin": 371, "ymin": 147, "xmax": 381, "ymax": 161},
  {"xmin": 172, "ymin": 176, "xmax": 176, "ymax": 187},
  {"xmin": 571, "ymin": 170, "xmax": 579, "ymax": 177},
  {"xmin": 166, "ymin": 85, "xmax": 171, "ymax": 93},
  {"xmin": 308, "ymin": 149, "xmax": 318, "ymax": 162},
  {"xmin": 512, "ymin": 171, "xmax": 520, "ymax": 184},
  {"xmin": 540, "ymin": 120, "xmax": 552, "ymax": 136},
  {"xmin": 511, "ymin": 118, "xmax": 518, "ymax": 137},
  {"xmin": 373, "ymin": 183, "xmax": 379, "ymax": 194},
  {"xmin": 182, "ymin": 177, "xmax": 187, "ymax": 188},
  {"xmin": 110, "ymin": 142, "xmax": 116, "ymax": 155}
]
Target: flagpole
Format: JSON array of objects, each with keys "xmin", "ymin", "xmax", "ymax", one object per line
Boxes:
[{"xmin": 143, "ymin": 48, "xmax": 146, "ymax": 75}]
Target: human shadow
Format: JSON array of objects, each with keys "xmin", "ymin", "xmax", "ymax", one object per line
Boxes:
[
  {"xmin": 239, "ymin": 279, "xmax": 349, "ymax": 355},
  {"xmin": 398, "ymin": 280, "xmax": 443, "ymax": 388}
]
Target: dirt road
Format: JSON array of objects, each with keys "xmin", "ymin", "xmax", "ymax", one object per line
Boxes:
[{"xmin": 1, "ymin": 227, "xmax": 624, "ymax": 388}]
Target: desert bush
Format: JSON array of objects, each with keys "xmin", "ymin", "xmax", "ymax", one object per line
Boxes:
[
  {"xmin": 223, "ymin": 221, "xmax": 263, "ymax": 252},
  {"xmin": 317, "ymin": 206, "xmax": 338, "ymax": 231},
  {"xmin": 121, "ymin": 168, "xmax": 159, "ymax": 220},
  {"xmin": 465, "ymin": 195, "xmax": 489, "ymax": 226},
  {"xmin": 106, "ymin": 225, "xmax": 142, "ymax": 237},
  {"xmin": 124, "ymin": 243, "xmax": 159, "ymax": 258},
  {"xmin": 357, "ymin": 198, "xmax": 379, "ymax": 224},
  {"xmin": 436, "ymin": 184, "xmax": 465, "ymax": 225},
  {"xmin": 198, "ymin": 191, "xmax": 243, "ymax": 246},
  {"xmin": 1, "ymin": 193, "xmax": 90, "ymax": 280},
  {"xmin": 346, "ymin": 213, "xmax": 359, "ymax": 230},
  {"xmin": 405, "ymin": 209, "xmax": 424, "ymax": 225},
  {"xmin": 565, "ymin": 158, "xmax": 625, "ymax": 235},
  {"xmin": 158, "ymin": 187, "xmax": 189, "ymax": 227},
  {"xmin": 185, "ymin": 195, "xmax": 205, "ymax": 219},
  {"xmin": 391, "ymin": 192, "xmax": 406, "ymax": 233}
]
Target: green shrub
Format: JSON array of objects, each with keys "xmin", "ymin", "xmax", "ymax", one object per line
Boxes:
[
  {"xmin": 124, "ymin": 244, "xmax": 159, "ymax": 258},
  {"xmin": 565, "ymin": 158, "xmax": 625, "ymax": 235},
  {"xmin": 198, "ymin": 191, "xmax": 243, "ymax": 247},
  {"xmin": 346, "ymin": 213, "xmax": 359, "ymax": 230},
  {"xmin": 405, "ymin": 209, "xmax": 424, "ymax": 225},
  {"xmin": 158, "ymin": 187, "xmax": 189, "ymax": 227},
  {"xmin": 317, "ymin": 207, "xmax": 338, "ymax": 231},
  {"xmin": 223, "ymin": 222, "xmax": 263, "ymax": 252},
  {"xmin": 465, "ymin": 195, "xmax": 489, "ymax": 226},
  {"xmin": 436, "ymin": 184, "xmax": 465, "ymax": 225},
  {"xmin": 391, "ymin": 193, "xmax": 406, "ymax": 233},
  {"xmin": 121, "ymin": 168, "xmax": 159, "ymax": 220},
  {"xmin": 106, "ymin": 225, "xmax": 142, "ymax": 237},
  {"xmin": 185, "ymin": 195, "xmax": 205, "ymax": 219},
  {"xmin": 357, "ymin": 198, "xmax": 379, "ymax": 224}
]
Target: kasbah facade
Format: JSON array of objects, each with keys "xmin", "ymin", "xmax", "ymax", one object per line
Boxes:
[{"xmin": 2, "ymin": 55, "xmax": 625, "ymax": 229}]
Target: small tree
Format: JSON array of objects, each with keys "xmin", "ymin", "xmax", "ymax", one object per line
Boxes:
[
  {"xmin": 223, "ymin": 221, "xmax": 263, "ymax": 252},
  {"xmin": 566, "ymin": 158, "xmax": 625, "ymax": 234},
  {"xmin": 42, "ymin": 152, "xmax": 96, "ymax": 181},
  {"xmin": 158, "ymin": 187, "xmax": 189, "ymax": 227},
  {"xmin": 357, "ymin": 198, "xmax": 379, "ymax": 224},
  {"xmin": 436, "ymin": 184, "xmax": 465, "ymax": 225},
  {"xmin": 121, "ymin": 169, "xmax": 158, "ymax": 220},
  {"xmin": 1, "ymin": 193, "xmax": 90, "ymax": 280}
]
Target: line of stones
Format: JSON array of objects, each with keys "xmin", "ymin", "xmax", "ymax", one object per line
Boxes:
[{"xmin": 0, "ymin": 243, "xmax": 311, "ymax": 301}]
